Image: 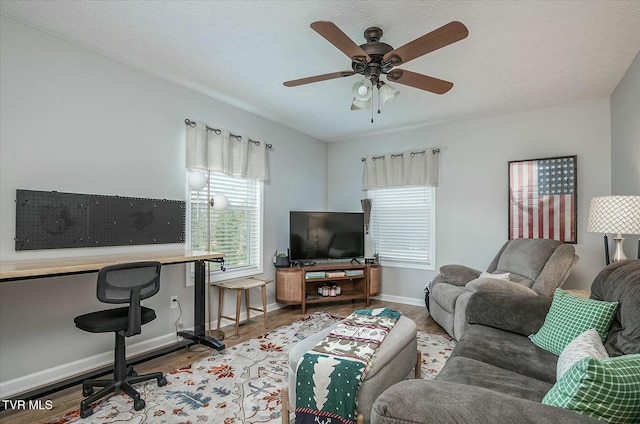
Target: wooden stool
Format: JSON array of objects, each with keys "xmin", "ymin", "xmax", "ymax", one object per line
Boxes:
[{"xmin": 211, "ymin": 277, "xmax": 272, "ymax": 336}]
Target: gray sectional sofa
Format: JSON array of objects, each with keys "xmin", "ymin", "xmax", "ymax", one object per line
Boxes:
[{"xmin": 371, "ymin": 259, "xmax": 640, "ymax": 423}]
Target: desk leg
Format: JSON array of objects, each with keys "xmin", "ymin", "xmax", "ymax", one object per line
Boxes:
[{"xmin": 178, "ymin": 259, "xmax": 225, "ymax": 350}]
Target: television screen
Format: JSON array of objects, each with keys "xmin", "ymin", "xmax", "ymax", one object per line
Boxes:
[{"xmin": 289, "ymin": 211, "xmax": 364, "ymax": 261}]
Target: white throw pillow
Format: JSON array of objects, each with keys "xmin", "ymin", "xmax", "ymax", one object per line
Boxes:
[
  {"xmin": 556, "ymin": 328, "xmax": 609, "ymax": 380},
  {"xmin": 480, "ymin": 271, "xmax": 510, "ymax": 280}
]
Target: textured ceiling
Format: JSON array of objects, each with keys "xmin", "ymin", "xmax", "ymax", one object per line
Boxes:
[{"xmin": 1, "ymin": 1, "xmax": 639, "ymax": 142}]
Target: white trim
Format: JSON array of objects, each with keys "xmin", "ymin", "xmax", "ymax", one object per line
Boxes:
[
  {"xmin": 373, "ymin": 293, "xmax": 426, "ymax": 307},
  {"xmin": 379, "ymin": 260, "xmax": 435, "ymax": 271},
  {"xmin": 0, "ymin": 331, "xmax": 180, "ymax": 398},
  {"xmin": 185, "ymin": 173, "xmax": 265, "ymax": 286},
  {"xmin": 369, "ymin": 186, "xmax": 436, "ymax": 269}
]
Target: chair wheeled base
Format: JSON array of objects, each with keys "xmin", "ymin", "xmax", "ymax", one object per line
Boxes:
[{"xmin": 79, "ymin": 331, "xmax": 167, "ymax": 418}]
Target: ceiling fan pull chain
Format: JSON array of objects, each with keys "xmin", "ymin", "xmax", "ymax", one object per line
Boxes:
[{"xmin": 371, "ymin": 92, "xmax": 374, "ymax": 123}]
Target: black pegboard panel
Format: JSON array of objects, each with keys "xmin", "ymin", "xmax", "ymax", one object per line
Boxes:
[{"xmin": 15, "ymin": 190, "xmax": 185, "ymax": 251}]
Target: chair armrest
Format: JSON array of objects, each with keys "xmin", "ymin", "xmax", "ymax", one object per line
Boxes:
[
  {"xmin": 438, "ymin": 264, "xmax": 482, "ymax": 286},
  {"xmin": 372, "ymin": 380, "xmax": 601, "ymax": 424},
  {"xmin": 466, "ymin": 278, "xmax": 538, "ymax": 296},
  {"xmin": 466, "ymin": 291, "xmax": 552, "ymax": 336}
]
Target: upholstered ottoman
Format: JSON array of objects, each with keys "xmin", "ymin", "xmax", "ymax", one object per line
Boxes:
[{"xmin": 282, "ymin": 315, "xmax": 419, "ymax": 424}]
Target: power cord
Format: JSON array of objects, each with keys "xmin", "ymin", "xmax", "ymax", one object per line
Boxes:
[
  {"xmin": 173, "ymin": 298, "xmax": 212, "ymax": 353},
  {"xmin": 174, "ymin": 298, "xmax": 184, "ymax": 343}
]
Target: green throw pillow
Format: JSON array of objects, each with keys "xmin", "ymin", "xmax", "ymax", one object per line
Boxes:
[
  {"xmin": 542, "ymin": 354, "xmax": 640, "ymax": 423},
  {"xmin": 530, "ymin": 289, "xmax": 618, "ymax": 355}
]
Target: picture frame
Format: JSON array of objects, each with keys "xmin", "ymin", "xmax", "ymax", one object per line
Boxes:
[{"xmin": 508, "ymin": 155, "xmax": 577, "ymax": 243}]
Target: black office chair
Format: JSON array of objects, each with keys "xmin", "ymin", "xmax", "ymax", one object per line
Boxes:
[{"xmin": 74, "ymin": 261, "xmax": 167, "ymax": 418}]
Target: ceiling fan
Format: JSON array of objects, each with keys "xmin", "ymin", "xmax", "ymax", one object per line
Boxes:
[{"xmin": 283, "ymin": 21, "xmax": 469, "ymax": 112}]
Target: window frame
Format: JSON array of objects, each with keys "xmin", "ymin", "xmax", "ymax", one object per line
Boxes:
[
  {"xmin": 367, "ymin": 186, "xmax": 436, "ymax": 270},
  {"xmin": 186, "ymin": 171, "xmax": 264, "ymax": 283}
]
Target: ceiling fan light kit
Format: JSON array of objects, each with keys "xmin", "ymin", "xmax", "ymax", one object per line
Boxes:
[
  {"xmin": 351, "ymin": 97, "xmax": 371, "ymax": 110},
  {"xmin": 284, "ymin": 20, "xmax": 468, "ymax": 121},
  {"xmin": 352, "ymin": 79, "xmax": 373, "ymax": 102},
  {"xmin": 378, "ymin": 81, "xmax": 399, "ymax": 105}
]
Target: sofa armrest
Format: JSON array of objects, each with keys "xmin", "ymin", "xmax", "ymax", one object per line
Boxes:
[
  {"xmin": 371, "ymin": 380, "xmax": 601, "ymax": 424},
  {"xmin": 438, "ymin": 264, "xmax": 482, "ymax": 286},
  {"xmin": 466, "ymin": 291, "xmax": 552, "ymax": 336}
]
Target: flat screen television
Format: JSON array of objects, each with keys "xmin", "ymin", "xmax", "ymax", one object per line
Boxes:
[{"xmin": 289, "ymin": 211, "xmax": 364, "ymax": 261}]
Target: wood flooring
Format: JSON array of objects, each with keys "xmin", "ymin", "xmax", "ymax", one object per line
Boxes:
[{"xmin": 0, "ymin": 299, "xmax": 442, "ymax": 424}]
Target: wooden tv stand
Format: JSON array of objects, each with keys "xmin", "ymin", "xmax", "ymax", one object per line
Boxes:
[{"xmin": 275, "ymin": 263, "xmax": 380, "ymax": 314}]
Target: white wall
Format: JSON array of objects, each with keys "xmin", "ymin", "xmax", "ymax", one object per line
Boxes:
[
  {"xmin": 610, "ymin": 51, "xmax": 640, "ymax": 257},
  {"xmin": 328, "ymin": 98, "xmax": 612, "ymax": 302},
  {"xmin": 0, "ymin": 17, "xmax": 327, "ymax": 395}
]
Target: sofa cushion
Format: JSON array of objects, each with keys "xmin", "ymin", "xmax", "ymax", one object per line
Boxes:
[
  {"xmin": 495, "ymin": 238, "xmax": 560, "ymax": 281},
  {"xmin": 372, "ymin": 379, "xmax": 603, "ymax": 424},
  {"xmin": 590, "ymin": 259, "xmax": 640, "ymax": 356},
  {"xmin": 530, "ymin": 289, "xmax": 618, "ymax": 355},
  {"xmin": 542, "ymin": 354, "xmax": 640, "ymax": 423},
  {"xmin": 556, "ymin": 329, "xmax": 608, "ymax": 380},
  {"xmin": 466, "ymin": 291, "xmax": 552, "ymax": 337},
  {"xmin": 452, "ymin": 324, "xmax": 558, "ymax": 384},
  {"xmin": 531, "ymin": 244, "xmax": 579, "ymax": 296},
  {"xmin": 437, "ymin": 356, "xmax": 553, "ymax": 401}
]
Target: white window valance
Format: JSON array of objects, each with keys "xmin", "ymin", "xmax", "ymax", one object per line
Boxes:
[
  {"xmin": 186, "ymin": 119, "xmax": 268, "ymax": 180},
  {"xmin": 362, "ymin": 149, "xmax": 439, "ymax": 189}
]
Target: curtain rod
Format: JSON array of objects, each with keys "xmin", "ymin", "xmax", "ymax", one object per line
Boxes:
[
  {"xmin": 185, "ymin": 119, "xmax": 273, "ymax": 149},
  {"xmin": 361, "ymin": 148, "xmax": 440, "ymax": 162}
]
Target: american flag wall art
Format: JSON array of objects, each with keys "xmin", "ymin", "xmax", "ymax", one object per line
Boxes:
[{"xmin": 508, "ymin": 156, "xmax": 577, "ymax": 243}]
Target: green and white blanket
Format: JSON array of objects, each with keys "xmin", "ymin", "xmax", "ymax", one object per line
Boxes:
[{"xmin": 295, "ymin": 308, "xmax": 401, "ymax": 424}]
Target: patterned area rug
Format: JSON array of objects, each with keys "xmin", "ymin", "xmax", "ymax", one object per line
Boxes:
[{"xmin": 46, "ymin": 312, "xmax": 455, "ymax": 424}]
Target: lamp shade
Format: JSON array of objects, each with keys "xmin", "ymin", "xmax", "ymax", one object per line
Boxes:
[
  {"xmin": 378, "ymin": 82, "xmax": 399, "ymax": 105},
  {"xmin": 587, "ymin": 195, "xmax": 640, "ymax": 235},
  {"xmin": 210, "ymin": 193, "xmax": 229, "ymax": 211},
  {"xmin": 187, "ymin": 171, "xmax": 208, "ymax": 190}
]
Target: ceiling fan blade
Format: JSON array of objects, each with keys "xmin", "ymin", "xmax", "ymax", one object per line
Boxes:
[
  {"xmin": 387, "ymin": 69, "xmax": 453, "ymax": 94},
  {"xmin": 310, "ymin": 21, "xmax": 371, "ymax": 62},
  {"xmin": 283, "ymin": 71, "xmax": 355, "ymax": 87},
  {"xmin": 383, "ymin": 21, "xmax": 468, "ymax": 65}
]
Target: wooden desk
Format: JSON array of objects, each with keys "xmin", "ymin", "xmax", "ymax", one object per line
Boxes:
[
  {"xmin": 0, "ymin": 249, "xmax": 225, "ymax": 403},
  {"xmin": 0, "ymin": 249, "xmax": 222, "ymax": 281}
]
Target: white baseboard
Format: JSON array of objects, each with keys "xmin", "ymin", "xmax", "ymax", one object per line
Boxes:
[
  {"xmin": 0, "ymin": 301, "xmax": 283, "ymax": 398},
  {"xmin": 374, "ymin": 294, "xmax": 426, "ymax": 307},
  {"xmin": 0, "ymin": 332, "xmax": 180, "ymax": 398}
]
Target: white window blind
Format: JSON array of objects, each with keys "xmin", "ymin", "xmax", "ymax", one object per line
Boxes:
[
  {"xmin": 190, "ymin": 172, "xmax": 263, "ymax": 279},
  {"xmin": 368, "ymin": 186, "xmax": 435, "ymax": 270}
]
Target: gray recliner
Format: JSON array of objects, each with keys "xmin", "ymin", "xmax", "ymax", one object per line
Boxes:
[{"xmin": 429, "ymin": 238, "xmax": 579, "ymax": 340}]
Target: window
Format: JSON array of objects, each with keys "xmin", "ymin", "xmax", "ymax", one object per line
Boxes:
[
  {"xmin": 368, "ymin": 186, "xmax": 435, "ymax": 270},
  {"xmin": 189, "ymin": 172, "xmax": 263, "ymax": 280}
]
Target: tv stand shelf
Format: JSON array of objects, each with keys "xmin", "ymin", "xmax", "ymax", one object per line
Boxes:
[{"xmin": 275, "ymin": 263, "xmax": 380, "ymax": 314}]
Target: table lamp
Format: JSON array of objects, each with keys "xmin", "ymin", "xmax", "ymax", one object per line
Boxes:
[{"xmin": 587, "ymin": 195, "xmax": 640, "ymax": 263}]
